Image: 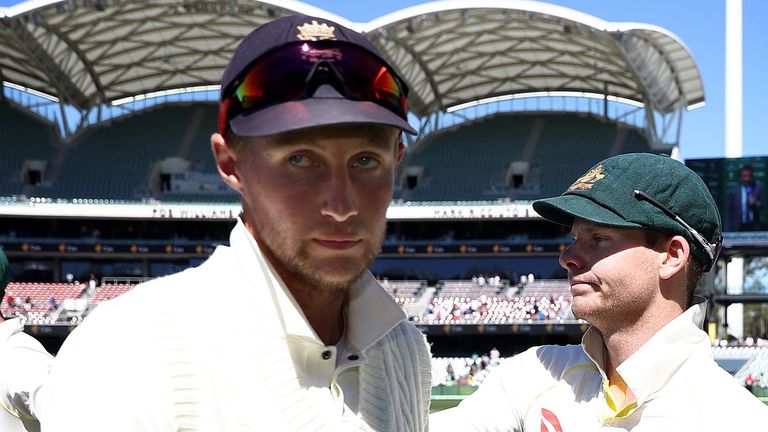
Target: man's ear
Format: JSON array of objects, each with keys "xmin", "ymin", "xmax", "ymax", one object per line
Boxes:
[
  {"xmin": 211, "ymin": 133, "xmax": 242, "ymax": 193},
  {"xmin": 396, "ymin": 141, "xmax": 405, "ymax": 165},
  {"xmin": 659, "ymin": 235, "xmax": 690, "ymax": 280}
]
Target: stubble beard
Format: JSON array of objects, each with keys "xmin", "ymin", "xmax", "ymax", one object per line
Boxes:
[
  {"xmin": 258, "ymin": 222, "xmax": 386, "ymax": 297},
  {"xmin": 570, "ymin": 283, "xmax": 652, "ymax": 334}
]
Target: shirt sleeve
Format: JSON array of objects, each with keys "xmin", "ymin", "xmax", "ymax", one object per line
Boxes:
[
  {"xmin": 36, "ymin": 301, "xmax": 176, "ymax": 432},
  {"xmin": 0, "ymin": 319, "xmax": 54, "ymax": 424},
  {"xmin": 429, "ymin": 351, "xmax": 536, "ymax": 432}
]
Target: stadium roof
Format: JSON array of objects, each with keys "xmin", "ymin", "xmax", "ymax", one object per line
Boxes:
[
  {"xmin": 0, "ymin": 0, "xmax": 704, "ymax": 141},
  {"xmin": 363, "ymin": 1, "xmax": 704, "ymax": 117}
]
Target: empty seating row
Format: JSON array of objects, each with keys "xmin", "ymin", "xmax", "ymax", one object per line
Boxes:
[
  {"xmin": 1, "ymin": 103, "xmax": 220, "ymax": 201},
  {"xmin": 88, "ymin": 284, "xmax": 137, "ymax": 304},
  {"xmin": 395, "ymin": 113, "xmax": 653, "ymax": 202},
  {"xmin": 437, "ymin": 280, "xmax": 504, "ymax": 299}
]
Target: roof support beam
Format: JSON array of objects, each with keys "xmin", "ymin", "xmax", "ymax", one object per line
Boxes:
[{"xmin": 4, "ymin": 17, "xmax": 90, "ymax": 110}]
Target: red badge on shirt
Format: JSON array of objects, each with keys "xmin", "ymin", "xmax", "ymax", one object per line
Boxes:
[{"xmin": 540, "ymin": 408, "xmax": 564, "ymax": 432}]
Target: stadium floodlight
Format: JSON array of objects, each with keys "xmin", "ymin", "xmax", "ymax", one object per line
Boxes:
[
  {"xmin": 446, "ymin": 94, "xmax": 518, "ymax": 113},
  {"xmin": 604, "ymin": 95, "xmax": 644, "ymax": 108},
  {"xmin": 686, "ymin": 101, "xmax": 706, "ymax": 111},
  {"xmin": 111, "ymin": 85, "xmax": 221, "ymax": 106},
  {"xmin": 2, "ymin": 81, "xmax": 59, "ymax": 103},
  {"xmin": 445, "ymin": 90, "xmax": 645, "ymax": 113}
]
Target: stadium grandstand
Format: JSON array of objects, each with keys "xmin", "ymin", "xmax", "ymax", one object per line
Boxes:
[{"xmin": 1, "ymin": 0, "xmax": 766, "ymax": 406}]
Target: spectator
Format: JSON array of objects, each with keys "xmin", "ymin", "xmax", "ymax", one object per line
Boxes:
[
  {"xmin": 489, "ymin": 347, "xmax": 501, "ymax": 365},
  {"xmin": 745, "ymin": 374, "xmax": 755, "ymax": 393},
  {"xmin": 86, "ymin": 274, "xmax": 97, "ymax": 295},
  {"xmin": 22, "ymin": 297, "xmax": 34, "ymax": 312}
]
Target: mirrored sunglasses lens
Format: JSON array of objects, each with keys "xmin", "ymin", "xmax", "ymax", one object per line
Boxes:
[
  {"xmin": 235, "ymin": 54, "xmax": 308, "ymax": 110},
  {"xmin": 231, "ymin": 43, "xmax": 407, "ymax": 117}
]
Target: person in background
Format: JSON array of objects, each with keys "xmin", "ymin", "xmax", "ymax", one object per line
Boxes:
[
  {"xmin": 726, "ymin": 164, "xmax": 765, "ymax": 231},
  {"xmin": 38, "ymin": 14, "xmax": 430, "ymax": 431},
  {"xmin": 0, "ymin": 249, "xmax": 54, "ymax": 432},
  {"xmin": 47, "ymin": 297, "xmax": 57, "ymax": 313},
  {"xmin": 431, "ymin": 153, "xmax": 768, "ymax": 430},
  {"xmin": 6, "ymin": 290, "xmax": 15, "ymax": 310}
]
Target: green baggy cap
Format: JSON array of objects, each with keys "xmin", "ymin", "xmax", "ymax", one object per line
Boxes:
[{"xmin": 532, "ymin": 153, "xmax": 722, "ymax": 269}]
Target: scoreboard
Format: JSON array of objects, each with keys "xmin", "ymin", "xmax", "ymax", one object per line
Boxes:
[{"xmin": 685, "ymin": 156, "xmax": 768, "ymax": 230}]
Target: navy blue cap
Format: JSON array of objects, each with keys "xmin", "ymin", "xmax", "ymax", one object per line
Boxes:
[{"xmin": 221, "ymin": 14, "xmax": 416, "ymax": 137}]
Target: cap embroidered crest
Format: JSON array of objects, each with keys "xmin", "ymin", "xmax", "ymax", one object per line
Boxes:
[
  {"xmin": 568, "ymin": 164, "xmax": 605, "ymax": 191},
  {"xmin": 532, "ymin": 153, "xmax": 723, "ymax": 271},
  {"xmin": 296, "ymin": 20, "xmax": 336, "ymax": 41}
]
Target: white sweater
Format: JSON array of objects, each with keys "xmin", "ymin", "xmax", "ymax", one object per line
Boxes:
[
  {"xmin": 0, "ymin": 317, "xmax": 53, "ymax": 432},
  {"xmin": 39, "ymin": 221, "xmax": 432, "ymax": 431}
]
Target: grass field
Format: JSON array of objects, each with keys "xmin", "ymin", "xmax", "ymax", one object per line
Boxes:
[
  {"xmin": 430, "ymin": 395, "xmax": 464, "ymax": 413},
  {"xmin": 430, "ymin": 385, "xmax": 476, "ymax": 412}
]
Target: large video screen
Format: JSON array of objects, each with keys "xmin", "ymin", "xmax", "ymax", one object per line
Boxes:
[{"xmin": 685, "ymin": 156, "xmax": 767, "ymax": 232}]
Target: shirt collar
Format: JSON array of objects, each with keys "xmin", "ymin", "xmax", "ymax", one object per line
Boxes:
[
  {"xmin": 230, "ymin": 217, "xmax": 405, "ymax": 352},
  {"xmin": 582, "ymin": 299, "xmax": 710, "ymax": 406}
]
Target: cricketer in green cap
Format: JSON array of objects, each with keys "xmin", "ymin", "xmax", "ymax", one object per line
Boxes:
[
  {"xmin": 533, "ymin": 153, "xmax": 722, "ymax": 274},
  {"xmin": 431, "ymin": 153, "xmax": 767, "ymax": 430}
]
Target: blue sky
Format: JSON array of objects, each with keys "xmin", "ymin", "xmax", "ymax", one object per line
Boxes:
[{"xmin": 2, "ymin": 0, "xmax": 765, "ymax": 161}]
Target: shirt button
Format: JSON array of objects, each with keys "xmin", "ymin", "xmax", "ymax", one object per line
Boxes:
[
  {"xmin": 321, "ymin": 350, "xmax": 332, "ymax": 360},
  {"xmin": 348, "ymin": 354, "xmax": 359, "ymax": 361}
]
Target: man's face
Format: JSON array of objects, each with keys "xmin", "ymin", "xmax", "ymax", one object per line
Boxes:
[
  {"xmin": 740, "ymin": 168, "xmax": 753, "ymax": 185},
  {"xmin": 223, "ymin": 125, "xmax": 402, "ymax": 295},
  {"xmin": 559, "ymin": 219, "xmax": 661, "ymax": 331}
]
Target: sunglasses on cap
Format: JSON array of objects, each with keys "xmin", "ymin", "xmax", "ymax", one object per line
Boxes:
[
  {"xmin": 634, "ymin": 190, "xmax": 723, "ymax": 272},
  {"xmin": 218, "ymin": 41, "xmax": 409, "ymax": 136}
]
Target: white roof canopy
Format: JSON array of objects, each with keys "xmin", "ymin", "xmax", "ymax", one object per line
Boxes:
[{"xmin": 0, "ymin": 0, "xmax": 704, "ymax": 144}]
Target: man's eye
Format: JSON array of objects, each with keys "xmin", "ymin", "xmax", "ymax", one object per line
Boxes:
[
  {"xmin": 288, "ymin": 154, "xmax": 311, "ymax": 167},
  {"xmin": 354, "ymin": 155, "xmax": 380, "ymax": 169}
]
